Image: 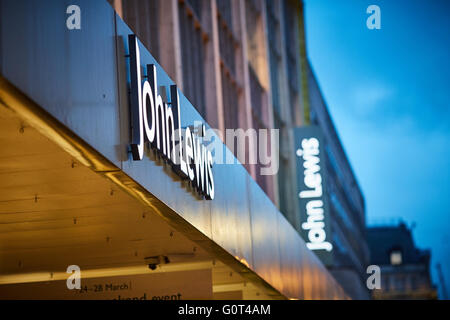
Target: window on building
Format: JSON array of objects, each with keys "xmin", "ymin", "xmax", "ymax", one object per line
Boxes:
[
  {"xmin": 217, "ymin": 0, "xmax": 241, "ymax": 131},
  {"xmin": 221, "ymin": 69, "xmax": 240, "ymax": 131},
  {"xmin": 248, "ymin": 67, "xmax": 265, "ymax": 124},
  {"xmin": 121, "ymin": 0, "xmax": 161, "ymax": 60},
  {"xmin": 249, "ymin": 63, "xmax": 270, "ymax": 193},
  {"xmin": 245, "ymin": 0, "xmax": 272, "ymax": 197},
  {"xmin": 394, "ymin": 275, "xmax": 406, "ymax": 291},
  {"xmin": 186, "ymin": 0, "xmax": 202, "ymax": 17},
  {"xmin": 217, "ymin": 0, "xmax": 236, "ymax": 72},
  {"xmin": 266, "ymin": 0, "xmax": 289, "ymax": 210},
  {"xmin": 245, "ymin": 0, "xmax": 262, "ymax": 71},
  {"xmin": 266, "ymin": 0, "xmax": 282, "ymax": 118},
  {"xmin": 275, "ymin": 115, "xmax": 289, "ymax": 215},
  {"xmin": 178, "ymin": 0, "xmax": 208, "ymax": 118},
  {"xmin": 282, "ymin": 0, "xmax": 300, "ymax": 122},
  {"xmin": 390, "ymin": 250, "xmax": 403, "ymax": 265}
]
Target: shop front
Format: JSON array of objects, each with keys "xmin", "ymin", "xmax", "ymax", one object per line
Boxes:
[{"xmin": 0, "ymin": 0, "xmax": 346, "ymax": 300}]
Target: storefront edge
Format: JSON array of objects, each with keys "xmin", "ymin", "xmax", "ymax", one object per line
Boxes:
[{"xmin": 0, "ymin": 74, "xmax": 347, "ymax": 299}]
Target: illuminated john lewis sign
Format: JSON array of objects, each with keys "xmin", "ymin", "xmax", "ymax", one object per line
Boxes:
[
  {"xmin": 294, "ymin": 126, "xmax": 332, "ymax": 258},
  {"xmin": 128, "ymin": 34, "xmax": 214, "ymax": 200}
]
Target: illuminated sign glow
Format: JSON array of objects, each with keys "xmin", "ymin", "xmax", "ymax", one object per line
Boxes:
[
  {"xmin": 295, "ymin": 128, "xmax": 332, "ymax": 253},
  {"xmin": 128, "ymin": 35, "xmax": 214, "ymax": 200}
]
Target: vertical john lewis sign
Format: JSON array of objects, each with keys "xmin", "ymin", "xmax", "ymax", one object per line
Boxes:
[{"xmin": 294, "ymin": 126, "xmax": 332, "ymax": 264}]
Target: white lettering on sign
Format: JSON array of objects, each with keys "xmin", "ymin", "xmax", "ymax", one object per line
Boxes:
[
  {"xmin": 297, "ymin": 137, "xmax": 332, "ymax": 252},
  {"xmin": 128, "ymin": 35, "xmax": 214, "ymax": 200}
]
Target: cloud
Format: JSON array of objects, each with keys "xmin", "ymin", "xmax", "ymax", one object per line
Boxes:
[{"xmin": 350, "ymin": 83, "xmax": 394, "ymax": 117}]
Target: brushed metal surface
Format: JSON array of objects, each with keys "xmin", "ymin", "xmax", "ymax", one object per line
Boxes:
[
  {"xmin": 247, "ymin": 178, "xmax": 282, "ymax": 293},
  {"xmin": 0, "ymin": 0, "xmax": 121, "ymax": 169}
]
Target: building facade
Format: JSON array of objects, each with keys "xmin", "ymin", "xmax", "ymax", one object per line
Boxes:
[
  {"xmin": 367, "ymin": 223, "xmax": 438, "ymax": 300},
  {"xmin": 0, "ymin": 0, "xmax": 368, "ymax": 299}
]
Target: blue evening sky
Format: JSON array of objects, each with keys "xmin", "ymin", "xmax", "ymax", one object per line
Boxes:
[{"xmin": 303, "ymin": 0, "xmax": 450, "ymax": 298}]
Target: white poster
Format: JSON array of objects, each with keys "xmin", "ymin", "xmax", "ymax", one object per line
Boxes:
[{"xmin": 0, "ymin": 269, "xmax": 212, "ymax": 300}]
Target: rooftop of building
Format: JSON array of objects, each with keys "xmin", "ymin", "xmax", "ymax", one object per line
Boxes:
[{"xmin": 367, "ymin": 222, "xmax": 431, "ymax": 266}]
